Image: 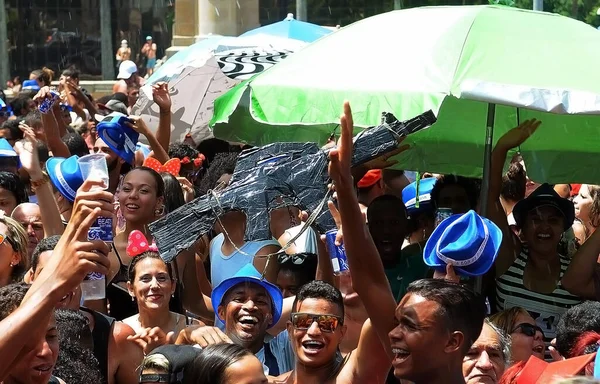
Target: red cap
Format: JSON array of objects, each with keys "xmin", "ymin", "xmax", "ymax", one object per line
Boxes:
[
  {"xmin": 516, "ymin": 354, "xmax": 595, "ymax": 384},
  {"xmin": 357, "ymin": 169, "xmax": 382, "ymax": 188}
]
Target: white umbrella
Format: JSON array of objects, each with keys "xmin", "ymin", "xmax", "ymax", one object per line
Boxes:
[{"xmin": 132, "ymin": 35, "xmax": 306, "ymax": 144}]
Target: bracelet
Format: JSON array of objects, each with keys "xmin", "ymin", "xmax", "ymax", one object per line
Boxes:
[{"xmin": 31, "ymin": 172, "xmax": 50, "ymax": 192}]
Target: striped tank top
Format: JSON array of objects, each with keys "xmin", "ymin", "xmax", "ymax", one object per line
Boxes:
[{"xmin": 496, "ymin": 249, "xmax": 581, "ymax": 360}]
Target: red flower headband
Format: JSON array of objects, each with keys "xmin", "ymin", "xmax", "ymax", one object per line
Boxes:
[
  {"xmin": 127, "ymin": 230, "xmax": 158, "ymax": 257},
  {"xmin": 181, "ymin": 153, "xmax": 206, "ymax": 168}
]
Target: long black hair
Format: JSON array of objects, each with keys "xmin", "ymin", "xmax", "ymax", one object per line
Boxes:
[{"xmin": 183, "ymin": 343, "xmax": 254, "ymax": 384}]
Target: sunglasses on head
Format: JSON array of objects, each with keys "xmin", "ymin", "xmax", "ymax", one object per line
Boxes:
[
  {"xmin": 512, "ymin": 323, "xmax": 544, "ymax": 338},
  {"xmin": 291, "ymin": 312, "xmax": 343, "ymax": 333}
]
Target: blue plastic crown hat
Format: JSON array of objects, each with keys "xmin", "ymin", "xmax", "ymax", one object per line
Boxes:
[
  {"xmin": 423, "ymin": 210, "xmax": 503, "ymax": 277},
  {"xmin": 211, "ymin": 264, "xmax": 283, "ymax": 328},
  {"xmin": 402, "ymin": 177, "xmax": 437, "ymax": 215},
  {"xmin": 0, "ymin": 139, "xmax": 17, "ymax": 157},
  {"xmin": 46, "ymin": 155, "xmax": 83, "ymax": 203},
  {"xmin": 97, "ymin": 112, "xmax": 139, "ymax": 165}
]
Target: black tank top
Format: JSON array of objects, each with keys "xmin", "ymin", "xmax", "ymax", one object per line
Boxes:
[
  {"xmin": 81, "ymin": 307, "xmax": 114, "ymax": 384},
  {"xmin": 106, "ymin": 246, "xmax": 138, "ymax": 320}
]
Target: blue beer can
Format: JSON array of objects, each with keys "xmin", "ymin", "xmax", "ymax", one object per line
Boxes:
[
  {"xmin": 325, "ymin": 229, "xmax": 349, "ymax": 275},
  {"xmin": 38, "ymin": 91, "xmax": 59, "ymax": 114},
  {"xmin": 435, "ymin": 208, "xmax": 453, "ymax": 228},
  {"xmin": 87, "ymin": 217, "xmax": 114, "ymax": 243}
]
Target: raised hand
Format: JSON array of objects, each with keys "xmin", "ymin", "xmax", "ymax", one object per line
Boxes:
[
  {"xmin": 32, "ymin": 86, "xmax": 57, "ymax": 108},
  {"xmin": 152, "ymin": 82, "xmax": 171, "ymax": 112},
  {"xmin": 328, "ymin": 102, "xmax": 354, "ymax": 186},
  {"xmin": 126, "ymin": 115, "xmax": 151, "ymax": 136},
  {"xmin": 496, "ymin": 119, "xmax": 541, "ymax": 151},
  {"xmin": 33, "ymin": 179, "xmax": 113, "ymax": 300},
  {"xmin": 15, "ymin": 123, "xmax": 41, "ymax": 176}
]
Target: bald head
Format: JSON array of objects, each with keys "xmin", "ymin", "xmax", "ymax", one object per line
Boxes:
[{"xmin": 12, "ymin": 203, "xmax": 43, "ymax": 255}]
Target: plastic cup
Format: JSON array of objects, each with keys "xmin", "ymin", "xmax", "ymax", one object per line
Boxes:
[
  {"xmin": 78, "ymin": 154, "xmax": 109, "ymax": 191},
  {"xmin": 77, "ymin": 153, "xmax": 111, "ymax": 301}
]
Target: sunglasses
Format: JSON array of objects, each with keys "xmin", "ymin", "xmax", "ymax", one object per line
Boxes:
[
  {"xmin": 291, "ymin": 312, "xmax": 343, "ymax": 333},
  {"xmin": 512, "ymin": 323, "xmax": 544, "ymax": 338},
  {"xmin": 139, "ymin": 373, "xmax": 169, "ymax": 383}
]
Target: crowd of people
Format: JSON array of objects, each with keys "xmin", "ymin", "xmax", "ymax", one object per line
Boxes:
[{"xmin": 1, "ymin": 59, "xmax": 600, "ymax": 384}]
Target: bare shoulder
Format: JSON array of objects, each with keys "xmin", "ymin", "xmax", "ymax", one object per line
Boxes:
[{"xmin": 113, "ymin": 320, "xmax": 136, "ymax": 341}]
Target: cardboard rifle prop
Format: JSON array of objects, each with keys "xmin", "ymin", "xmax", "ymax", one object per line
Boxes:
[{"xmin": 149, "ymin": 110, "xmax": 437, "ymax": 263}]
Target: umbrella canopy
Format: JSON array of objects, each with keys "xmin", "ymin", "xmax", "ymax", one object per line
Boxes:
[
  {"xmin": 240, "ymin": 13, "xmax": 333, "ymax": 43},
  {"xmin": 132, "ymin": 35, "xmax": 305, "ymax": 144},
  {"xmin": 211, "ymin": 5, "xmax": 600, "ymax": 184}
]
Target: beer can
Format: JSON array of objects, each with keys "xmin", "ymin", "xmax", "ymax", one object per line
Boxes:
[
  {"xmin": 435, "ymin": 208, "xmax": 453, "ymax": 228},
  {"xmin": 87, "ymin": 217, "xmax": 114, "ymax": 243},
  {"xmin": 325, "ymin": 229, "xmax": 349, "ymax": 275},
  {"xmin": 38, "ymin": 91, "xmax": 59, "ymax": 114}
]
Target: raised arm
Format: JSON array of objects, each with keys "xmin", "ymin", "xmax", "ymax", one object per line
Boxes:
[
  {"xmin": 127, "ymin": 116, "xmax": 169, "ymax": 163},
  {"xmin": 0, "ymin": 179, "xmax": 112, "ymax": 379},
  {"xmin": 152, "ymin": 83, "xmax": 172, "ymax": 153},
  {"xmin": 489, "ymin": 120, "xmax": 540, "ymax": 276},
  {"xmin": 32, "ymin": 88, "xmax": 71, "ymax": 158},
  {"xmin": 329, "ymin": 102, "xmax": 396, "ymax": 378},
  {"xmin": 15, "ymin": 125, "xmax": 64, "ymax": 236},
  {"xmin": 562, "ymin": 226, "xmax": 600, "ymax": 299}
]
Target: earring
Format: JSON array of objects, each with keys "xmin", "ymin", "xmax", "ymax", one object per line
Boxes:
[
  {"xmin": 9, "ymin": 262, "xmax": 14, "ymax": 267},
  {"xmin": 171, "ymin": 293, "xmax": 175, "ymax": 298},
  {"xmin": 154, "ymin": 206, "xmax": 165, "ymax": 216}
]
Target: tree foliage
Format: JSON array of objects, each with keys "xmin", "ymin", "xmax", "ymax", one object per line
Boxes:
[{"xmin": 260, "ymin": 0, "xmax": 600, "ymax": 27}]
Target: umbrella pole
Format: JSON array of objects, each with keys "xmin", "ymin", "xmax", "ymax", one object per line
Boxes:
[{"xmin": 475, "ymin": 103, "xmax": 496, "ymax": 295}]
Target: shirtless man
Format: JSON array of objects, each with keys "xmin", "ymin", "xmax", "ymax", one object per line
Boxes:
[
  {"xmin": 141, "ymin": 36, "xmax": 157, "ymax": 76},
  {"xmin": 115, "ymin": 40, "xmax": 131, "ymax": 69}
]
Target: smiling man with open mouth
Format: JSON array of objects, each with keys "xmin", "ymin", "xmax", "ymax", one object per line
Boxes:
[{"xmin": 212, "ymin": 263, "xmax": 294, "ymax": 376}]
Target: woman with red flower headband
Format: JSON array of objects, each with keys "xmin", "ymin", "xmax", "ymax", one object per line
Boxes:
[{"xmin": 122, "ymin": 230, "xmax": 202, "ymax": 339}]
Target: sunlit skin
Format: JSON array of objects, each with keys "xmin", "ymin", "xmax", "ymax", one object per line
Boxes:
[
  {"xmin": 437, "ymin": 185, "xmax": 471, "ymax": 215},
  {"xmin": 0, "ymin": 187, "xmax": 18, "ymax": 216},
  {"xmin": 93, "ymin": 137, "xmax": 124, "ymax": 192},
  {"xmin": 287, "ymin": 298, "xmax": 346, "ymax": 369},
  {"xmin": 573, "ymin": 184, "xmax": 600, "ymax": 237},
  {"xmin": 118, "ymin": 169, "xmax": 162, "ymax": 225},
  {"xmin": 12, "ymin": 203, "xmax": 43, "ymax": 256},
  {"xmin": 0, "ymin": 221, "xmax": 20, "ymax": 288},
  {"xmin": 509, "ymin": 313, "xmax": 545, "ymax": 362},
  {"xmin": 31, "ymin": 250, "xmax": 80, "ymax": 310},
  {"xmin": 388, "ymin": 293, "xmax": 465, "ymax": 384},
  {"xmin": 522, "ymin": 206, "xmax": 564, "ymax": 258},
  {"xmin": 462, "ymin": 323, "xmax": 506, "ymax": 384},
  {"xmin": 5, "ymin": 314, "xmax": 59, "ymax": 384},
  {"xmin": 128, "ymin": 258, "xmax": 175, "ymax": 310},
  {"xmin": 218, "ymin": 283, "xmax": 273, "ymax": 353},
  {"xmin": 222, "ymin": 355, "xmax": 268, "ymax": 384}
]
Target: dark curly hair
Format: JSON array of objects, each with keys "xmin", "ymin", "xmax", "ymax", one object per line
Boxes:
[
  {"xmin": 0, "ymin": 171, "xmax": 30, "ymax": 206},
  {"xmin": 54, "ymin": 309, "xmax": 102, "ymax": 383},
  {"xmin": 197, "ymin": 152, "xmax": 238, "ymax": 196},
  {"xmin": 0, "ymin": 118, "xmax": 24, "ymax": 141},
  {"xmin": 0, "ymin": 282, "xmax": 29, "ymax": 320},
  {"xmin": 168, "ymin": 143, "xmax": 200, "ymax": 161}
]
